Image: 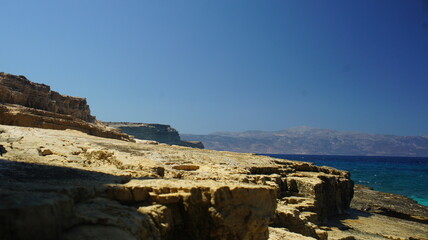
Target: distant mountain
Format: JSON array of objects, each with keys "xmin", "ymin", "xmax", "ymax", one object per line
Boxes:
[{"xmin": 181, "ymin": 126, "xmax": 428, "ymax": 157}]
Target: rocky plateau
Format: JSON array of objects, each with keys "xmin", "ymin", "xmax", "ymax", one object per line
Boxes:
[{"xmin": 0, "ymin": 73, "xmax": 427, "ymax": 240}]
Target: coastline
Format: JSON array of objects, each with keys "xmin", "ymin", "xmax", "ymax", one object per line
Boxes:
[
  {"xmin": 1, "ymin": 74, "xmax": 426, "ymax": 239},
  {"xmin": 322, "ymin": 184, "xmax": 428, "ymax": 240},
  {"xmin": 352, "ymin": 184, "xmax": 428, "ymax": 224},
  {"xmin": 264, "ymin": 153, "xmax": 428, "ymax": 207},
  {"xmin": 1, "ymin": 125, "xmax": 427, "ymax": 239}
]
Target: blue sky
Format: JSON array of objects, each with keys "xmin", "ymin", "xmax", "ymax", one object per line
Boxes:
[{"xmin": 1, "ymin": 0, "xmax": 428, "ymax": 135}]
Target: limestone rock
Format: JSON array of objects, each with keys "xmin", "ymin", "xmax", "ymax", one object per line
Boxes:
[
  {"xmin": 0, "ymin": 72, "xmax": 94, "ymax": 122},
  {"xmin": 0, "ymin": 190, "xmax": 74, "ymax": 240},
  {"xmin": 0, "ymin": 104, "xmax": 132, "ymax": 141},
  {"xmin": 268, "ymin": 227, "xmax": 317, "ymax": 240},
  {"xmin": 107, "ymin": 179, "xmax": 277, "ymax": 239},
  {"xmin": 172, "ymin": 164, "xmax": 200, "ymax": 171},
  {"xmin": 325, "ymin": 209, "xmax": 428, "ymax": 240},
  {"xmin": 0, "ymin": 73, "xmax": 133, "ymax": 141},
  {"xmin": 0, "ymin": 71, "xmax": 426, "ymax": 240},
  {"xmin": 351, "ymin": 184, "xmax": 428, "ymax": 223},
  {"xmin": 4, "ymin": 124, "xmax": 414, "ymax": 240},
  {"xmin": 67, "ymin": 198, "xmax": 159, "ymax": 240}
]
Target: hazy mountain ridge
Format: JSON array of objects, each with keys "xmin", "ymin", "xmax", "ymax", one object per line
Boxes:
[{"xmin": 182, "ymin": 126, "xmax": 428, "ymax": 157}]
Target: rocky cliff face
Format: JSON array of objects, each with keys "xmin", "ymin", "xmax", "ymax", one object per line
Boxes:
[
  {"xmin": 0, "ymin": 72, "xmax": 95, "ymax": 122},
  {"xmin": 0, "ymin": 73, "xmax": 132, "ymax": 141},
  {"xmin": 0, "ymin": 125, "xmax": 355, "ymax": 240},
  {"xmin": 108, "ymin": 122, "xmax": 204, "ymax": 149}
]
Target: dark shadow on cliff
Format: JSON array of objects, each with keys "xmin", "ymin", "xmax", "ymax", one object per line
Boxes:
[
  {"xmin": 0, "ymin": 158, "xmax": 152, "ymax": 240},
  {"xmin": 324, "ymin": 209, "xmax": 373, "ymax": 230},
  {"xmin": 0, "ymin": 145, "xmax": 6, "ymax": 156},
  {"xmin": 0, "ymin": 158, "xmax": 130, "ymax": 190}
]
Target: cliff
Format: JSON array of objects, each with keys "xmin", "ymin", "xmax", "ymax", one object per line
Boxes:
[
  {"xmin": 0, "ymin": 73, "xmax": 132, "ymax": 141},
  {"xmin": 0, "ymin": 72, "xmax": 95, "ymax": 122},
  {"xmin": 108, "ymin": 122, "xmax": 204, "ymax": 149}
]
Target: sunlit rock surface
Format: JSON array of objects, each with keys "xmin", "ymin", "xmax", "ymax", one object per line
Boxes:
[
  {"xmin": 0, "ymin": 73, "xmax": 132, "ymax": 141},
  {"xmin": 1, "ymin": 73, "xmax": 426, "ymax": 240},
  {"xmin": 0, "ymin": 125, "xmax": 354, "ymax": 240},
  {"xmin": 0, "ymin": 72, "xmax": 94, "ymax": 122}
]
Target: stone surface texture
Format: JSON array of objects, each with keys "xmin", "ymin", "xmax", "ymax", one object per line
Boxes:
[
  {"xmin": 351, "ymin": 184, "xmax": 428, "ymax": 223},
  {"xmin": 0, "ymin": 124, "xmax": 355, "ymax": 240},
  {"xmin": 0, "ymin": 72, "xmax": 94, "ymax": 122},
  {"xmin": 1, "ymin": 125, "xmax": 426, "ymax": 240}
]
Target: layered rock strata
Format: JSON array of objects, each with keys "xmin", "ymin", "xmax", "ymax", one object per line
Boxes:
[
  {"xmin": 0, "ymin": 73, "xmax": 132, "ymax": 141},
  {"xmin": 107, "ymin": 122, "xmax": 204, "ymax": 149},
  {"xmin": 0, "ymin": 124, "xmax": 354, "ymax": 240},
  {"xmin": 0, "ymin": 72, "xmax": 94, "ymax": 122}
]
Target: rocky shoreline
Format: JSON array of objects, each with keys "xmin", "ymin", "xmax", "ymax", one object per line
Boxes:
[
  {"xmin": 352, "ymin": 184, "xmax": 428, "ymax": 224},
  {"xmin": 323, "ymin": 185, "xmax": 428, "ymax": 240},
  {"xmin": 0, "ymin": 73, "xmax": 427, "ymax": 240},
  {"xmin": 0, "ymin": 124, "xmax": 353, "ymax": 240},
  {"xmin": 1, "ymin": 126, "xmax": 426, "ymax": 240}
]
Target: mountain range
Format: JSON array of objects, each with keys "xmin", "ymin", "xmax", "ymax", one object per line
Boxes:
[{"xmin": 181, "ymin": 126, "xmax": 428, "ymax": 157}]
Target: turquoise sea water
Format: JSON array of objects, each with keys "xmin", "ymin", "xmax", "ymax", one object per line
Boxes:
[{"xmin": 264, "ymin": 154, "xmax": 428, "ymax": 206}]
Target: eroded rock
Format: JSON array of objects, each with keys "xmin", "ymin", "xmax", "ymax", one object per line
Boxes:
[
  {"xmin": 351, "ymin": 184, "xmax": 428, "ymax": 224},
  {"xmin": 0, "ymin": 72, "xmax": 94, "ymax": 122},
  {"xmin": 0, "ymin": 124, "xmax": 363, "ymax": 240},
  {"xmin": 0, "ymin": 190, "xmax": 74, "ymax": 240},
  {"xmin": 0, "ymin": 73, "xmax": 133, "ymax": 141}
]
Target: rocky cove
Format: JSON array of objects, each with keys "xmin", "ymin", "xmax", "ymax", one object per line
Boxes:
[{"xmin": 0, "ymin": 73, "xmax": 427, "ymax": 240}]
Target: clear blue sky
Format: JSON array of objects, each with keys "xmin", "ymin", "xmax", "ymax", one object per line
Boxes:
[{"xmin": 1, "ymin": 0, "xmax": 428, "ymax": 135}]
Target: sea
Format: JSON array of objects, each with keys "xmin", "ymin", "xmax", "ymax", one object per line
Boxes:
[{"xmin": 264, "ymin": 154, "xmax": 428, "ymax": 207}]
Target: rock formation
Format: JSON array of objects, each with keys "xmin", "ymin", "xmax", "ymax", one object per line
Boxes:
[
  {"xmin": 0, "ymin": 72, "xmax": 94, "ymax": 122},
  {"xmin": 0, "ymin": 124, "xmax": 356, "ymax": 240},
  {"xmin": 351, "ymin": 184, "xmax": 428, "ymax": 224},
  {"xmin": 1, "ymin": 73, "xmax": 427, "ymax": 240},
  {"xmin": 107, "ymin": 122, "xmax": 204, "ymax": 149},
  {"xmin": 0, "ymin": 73, "xmax": 132, "ymax": 141}
]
